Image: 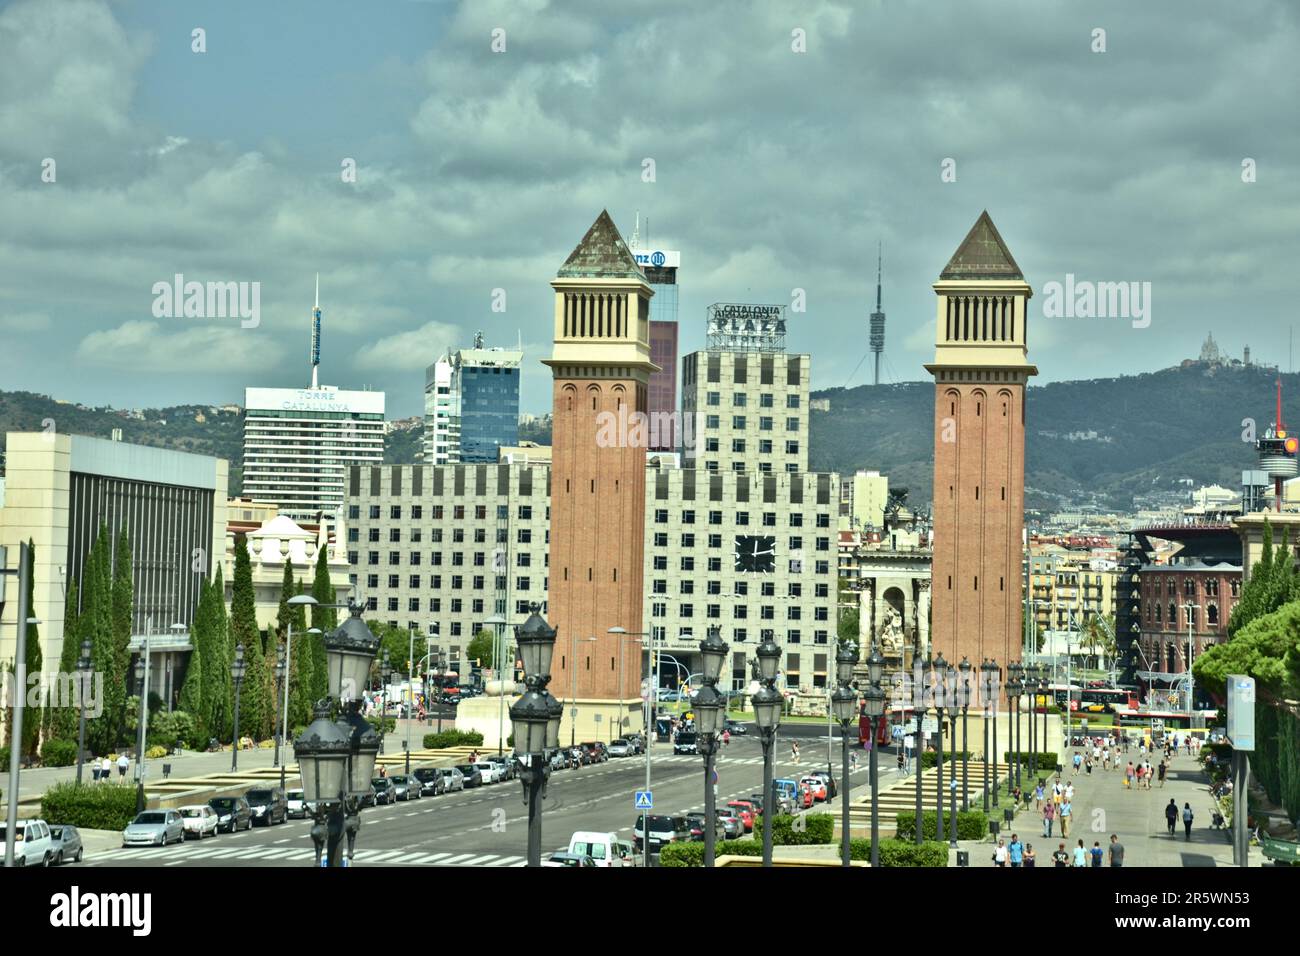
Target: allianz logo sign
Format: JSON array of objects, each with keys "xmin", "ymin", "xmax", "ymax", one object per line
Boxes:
[{"xmin": 634, "ymin": 251, "xmax": 666, "ymax": 267}]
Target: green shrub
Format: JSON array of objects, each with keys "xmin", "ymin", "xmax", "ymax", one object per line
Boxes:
[
  {"xmin": 850, "ymin": 838, "xmax": 949, "ymax": 867},
  {"xmin": 147, "ymin": 710, "xmax": 197, "ymax": 750},
  {"xmin": 1006, "ymin": 751, "xmax": 1058, "ymax": 771},
  {"xmin": 366, "ymin": 716, "xmax": 396, "ymax": 735},
  {"xmin": 895, "ymin": 809, "xmax": 988, "ymax": 841},
  {"xmin": 919, "ymin": 750, "xmax": 972, "ymax": 770},
  {"xmin": 659, "ymin": 842, "xmax": 706, "ymax": 866},
  {"xmin": 40, "ymin": 739, "xmax": 78, "ymax": 767},
  {"xmin": 422, "ymin": 730, "xmax": 485, "ymax": 749},
  {"xmin": 145, "ymin": 745, "xmax": 169, "ymax": 759},
  {"xmin": 40, "ymin": 782, "xmax": 140, "ymax": 831},
  {"xmin": 0, "ymin": 745, "xmax": 9, "ymax": 768},
  {"xmin": 753, "ymin": 813, "xmax": 835, "ymax": 845}
]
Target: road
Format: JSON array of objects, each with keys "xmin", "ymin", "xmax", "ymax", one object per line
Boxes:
[{"xmin": 82, "ymin": 729, "xmax": 898, "ymax": 868}]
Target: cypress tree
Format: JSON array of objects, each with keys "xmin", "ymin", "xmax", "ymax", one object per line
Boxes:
[
  {"xmin": 229, "ymin": 535, "xmax": 266, "ymax": 740},
  {"xmin": 4, "ymin": 541, "xmax": 43, "ymax": 755},
  {"xmin": 109, "ymin": 526, "xmax": 134, "ymax": 749},
  {"xmin": 208, "ymin": 567, "xmax": 233, "ymax": 741},
  {"xmin": 289, "ymin": 578, "xmax": 311, "ymax": 727},
  {"xmin": 84, "ymin": 523, "xmax": 116, "ymax": 753},
  {"xmin": 52, "ymin": 581, "xmax": 83, "ymax": 741},
  {"xmin": 178, "ymin": 627, "xmax": 203, "ymax": 738},
  {"xmin": 309, "ymin": 547, "xmax": 337, "ymax": 703}
]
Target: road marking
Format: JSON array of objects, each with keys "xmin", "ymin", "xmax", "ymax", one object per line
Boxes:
[
  {"xmin": 460, "ymin": 854, "xmax": 503, "ymax": 867},
  {"xmin": 436, "ymin": 853, "xmax": 478, "ymax": 865},
  {"xmin": 274, "ymin": 838, "xmax": 291, "ymax": 844}
]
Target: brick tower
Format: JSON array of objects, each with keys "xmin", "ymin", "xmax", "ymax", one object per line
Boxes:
[
  {"xmin": 925, "ymin": 211, "xmax": 1036, "ymax": 671},
  {"xmin": 545, "ymin": 211, "xmax": 657, "ymax": 731}
]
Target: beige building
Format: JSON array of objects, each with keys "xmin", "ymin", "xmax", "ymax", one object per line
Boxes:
[
  {"xmin": 0, "ymin": 432, "xmax": 227, "ymax": 708},
  {"xmin": 846, "ymin": 469, "xmax": 890, "ymax": 532}
]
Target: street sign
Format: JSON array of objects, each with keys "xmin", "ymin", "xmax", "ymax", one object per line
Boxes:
[
  {"xmin": 922, "ymin": 718, "xmax": 938, "ymax": 735},
  {"xmin": 593, "ymin": 714, "xmax": 602, "ymax": 723},
  {"xmin": 635, "ymin": 790, "xmax": 653, "ymax": 810},
  {"xmin": 320, "ymin": 856, "xmax": 350, "ymax": 868},
  {"xmin": 569, "ymin": 707, "xmax": 578, "ymax": 718}
]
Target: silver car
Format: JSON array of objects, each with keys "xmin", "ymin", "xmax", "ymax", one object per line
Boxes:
[
  {"xmin": 389, "ymin": 775, "xmax": 421, "ymax": 801},
  {"xmin": 122, "ymin": 810, "xmax": 184, "ymax": 848},
  {"xmin": 436, "ymin": 767, "xmax": 465, "ymax": 792},
  {"xmin": 608, "ymin": 739, "xmax": 632, "ymax": 757}
]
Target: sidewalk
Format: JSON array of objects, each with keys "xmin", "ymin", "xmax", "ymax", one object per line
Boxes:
[{"xmin": 964, "ymin": 744, "xmax": 1256, "ymax": 867}]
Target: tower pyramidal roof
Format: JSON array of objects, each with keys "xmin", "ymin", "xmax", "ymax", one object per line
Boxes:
[
  {"xmin": 940, "ymin": 210, "xmax": 1023, "ymax": 280},
  {"xmin": 557, "ymin": 209, "xmax": 645, "ymax": 280}
]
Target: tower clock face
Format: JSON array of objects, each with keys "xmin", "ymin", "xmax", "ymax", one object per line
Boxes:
[{"xmin": 734, "ymin": 535, "xmax": 777, "ymax": 573}]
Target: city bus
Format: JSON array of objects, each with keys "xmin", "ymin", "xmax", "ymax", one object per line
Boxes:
[
  {"xmin": 859, "ymin": 703, "xmax": 908, "ymax": 748},
  {"xmin": 1043, "ymin": 684, "xmax": 1139, "ymax": 713}
]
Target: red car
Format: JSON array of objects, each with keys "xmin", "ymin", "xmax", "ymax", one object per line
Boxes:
[{"xmin": 725, "ymin": 802, "xmax": 756, "ymax": 831}]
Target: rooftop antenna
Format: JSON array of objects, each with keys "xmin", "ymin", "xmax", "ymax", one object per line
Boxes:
[
  {"xmin": 310, "ymin": 273, "xmax": 321, "ymax": 389},
  {"xmin": 629, "ymin": 211, "xmax": 641, "ymax": 250}
]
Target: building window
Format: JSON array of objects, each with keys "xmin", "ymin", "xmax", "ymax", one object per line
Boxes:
[
  {"xmin": 732, "ymin": 439, "xmax": 746, "ymax": 453},
  {"xmin": 348, "ymin": 505, "xmax": 360, "ymax": 520},
  {"xmin": 732, "ymin": 416, "xmax": 746, "ymax": 430},
  {"xmin": 709, "ymin": 511, "xmax": 723, "ymax": 525},
  {"xmin": 369, "ymin": 505, "xmax": 380, "ymax": 520},
  {"xmin": 787, "ymin": 395, "xmax": 800, "ymax": 409},
  {"xmin": 682, "ymin": 510, "xmax": 695, "ymax": 524},
  {"xmin": 653, "ymin": 555, "xmax": 667, "ymax": 570},
  {"xmin": 369, "ymin": 528, "xmax": 380, "ymax": 543},
  {"xmin": 654, "ymin": 532, "xmax": 668, "ymax": 547},
  {"xmin": 786, "ymin": 441, "xmax": 800, "ymax": 455},
  {"xmin": 681, "ymin": 533, "xmax": 695, "ymax": 548},
  {"xmin": 787, "ymin": 629, "xmax": 801, "ymax": 644},
  {"xmin": 681, "ymin": 556, "xmax": 695, "ymax": 571},
  {"xmin": 680, "ymin": 604, "xmax": 694, "ymax": 618},
  {"xmin": 390, "ymin": 505, "xmax": 402, "ymax": 520},
  {"xmin": 705, "ymin": 438, "xmax": 720, "ymax": 452},
  {"xmin": 368, "ymin": 551, "xmax": 379, "ymax": 566},
  {"xmin": 759, "ymin": 440, "xmax": 773, "ymax": 453},
  {"xmin": 760, "ymin": 393, "xmax": 774, "ymax": 408},
  {"xmin": 733, "ymin": 393, "xmax": 747, "ymax": 407},
  {"xmin": 681, "ymin": 580, "xmax": 694, "ymax": 594},
  {"xmin": 707, "ymin": 557, "xmax": 722, "ymax": 572},
  {"xmin": 707, "ymin": 391, "xmax": 721, "ymax": 406},
  {"xmin": 655, "ymin": 508, "xmax": 669, "ymax": 523}
]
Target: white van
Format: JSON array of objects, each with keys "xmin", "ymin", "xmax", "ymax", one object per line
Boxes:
[
  {"xmin": 567, "ymin": 831, "xmax": 634, "ymax": 868},
  {"xmin": 0, "ymin": 818, "xmax": 55, "ymax": 867}
]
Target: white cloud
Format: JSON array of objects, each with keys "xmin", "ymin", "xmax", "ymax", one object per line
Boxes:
[
  {"xmin": 0, "ymin": 311, "xmax": 51, "ymax": 332},
  {"xmin": 75, "ymin": 320, "xmax": 285, "ymax": 373},
  {"xmin": 355, "ymin": 320, "xmax": 464, "ymax": 371}
]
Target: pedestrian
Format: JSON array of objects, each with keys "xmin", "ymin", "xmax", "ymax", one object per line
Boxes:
[
  {"xmin": 1072, "ymin": 839, "xmax": 1088, "ymax": 867},
  {"xmin": 1042, "ymin": 799, "xmax": 1056, "ymax": 837},
  {"xmin": 117, "ymin": 753, "xmax": 128, "ymax": 779},
  {"xmin": 1182, "ymin": 802, "xmax": 1194, "ymax": 840},
  {"xmin": 791, "ymin": 741, "xmax": 800, "ymax": 765},
  {"xmin": 1053, "ymin": 779, "xmax": 1063, "ymax": 806},
  {"xmin": 1145, "ymin": 760, "xmax": 1154, "ymax": 790},
  {"xmin": 379, "ymin": 764, "xmax": 387, "ymax": 778},
  {"xmin": 994, "ymin": 838, "xmax": 1008, "ymax": 867},
  {"xmin": 1135, "ymin": 762, "xmax": 1145, "ymax": 789},
  {"xmin": 1085, "ymin": 756, "xmax": 1093, "ymax": 775},
  {"xmin": 1158, "ymin": 760, "xmax": 1167, "ymax": 787},
  {"xmin": 1072, "ymin": 751, "xmax": 1082, "ymax": 776},
  {"xmin": 1060, "ymin": 798, "xmax": 1073, "ymax": 837},
  {"xmin": 1052, "ymin": 842, "xmax": 1070, "ymax": 867},
  {"xmin": 1024, "ymin": 843, "xmax": 1036, "ymax": 868},
  {"xmin": 1009, "ymin": 834, "xmax": 1024, "ymax": 868},
  {"xmin": 1034, "ymin": 780, "xmax": 1045, "ymax": 810},
  {"xmin": 1125, "ymin": 761, "xmax": 1135, "ymax": 789},
  {"xmin": 898, "ymin": 750, "xmax": 907, "ymax": 775},
  {"xmin": 1108, "ymin": 834, "xmax": 1125, "ymax": 867},
  {"xmin": 1102, "ymin": 746, "xmax": 1110, "ymax": 770},
  {"xmin": 1165, "ymin": 798, "xmax": 1178, "ymax": 835},
  {"xmin": 850, "ymin": 750, "xmax": 857, "ymax": 773},
  {"xmin": 91, "ymin": 760, "xmax": 101, "ymax": 783},
  {"xmin": 1065, "ymin": 781, "xmax": 1074, "ymax": 803},
  {"xmin": 1090, "ymin": 841, "xmax": 1104, "ymax": 867},
  {"xmin": 101, "ymin": 756, "xmax": 112, "ymax": 782}
]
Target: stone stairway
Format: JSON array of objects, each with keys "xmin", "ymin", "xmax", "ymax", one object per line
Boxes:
[{"xmin": 843, "ymin": 762, "xmax": 1018, "ymax": 837}]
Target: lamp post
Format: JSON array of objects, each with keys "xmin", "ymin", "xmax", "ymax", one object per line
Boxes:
[
  {"xmin": 295, "ymin": 599, "xmax": 381, "ymax": 867},
  {"xmin": 933, "ymin": 652, "xmax": 948, "ymax": 843},
  {"xmin": 75, "ymin": 638, "xmax": 92, "ymax": 786},
  {"xmin": 610, "ymin": 625, "xmax": 652, "ymax": 866},
  {"xmin": 1005, "ymin": 662, "xmax": 1021, "ymax": 797},
  {"xmin": 273, "ymin": 643, "xmax": 287, "ymax": 768},
  {"xmin": 379, "ymin": 648, "xmax": 392, "ymax": 754},
  {"xmin": 987, "ymin": 658, "xmax": 999, "ymax": 808},
  {"xmin": 133, "ymin": 642, "xmax": 149, "ymax": 815},
  {"xmin": 695, "ymin": 626, "xmax": 728, "ymax": 867},
  {"xmin": 959, "ymin": 656, "xmax": 971, "ymax": 812},
  {"xmin": 509, "ymin": 605, "xmax": 558, "ymax": 867},
  {"xmin": 230, "ymin": 643, "xmax": 246, "ymax": 773},
  {"xmin": 1026, "ymin": 663, "xmax": 1039, "ymax": 779},
  {"xmin": 980, "ymin": 659, "xmax": 994, "ymax": 812},
  {"xmin": 1038, "ymin": 669, "xmax": 1049, "ymax": 776},
  {"xmin": 752, "ymin": 634, "xmax": 783, "ymax": 868},
  {"xmin": 1180, "ymin": 602, "xmax": 1200, "ymax": 715},
  {"xmin": 863, "ymin": 641, "xmax": 886, "ymax": 868},
  {"xmin": 484, "ymin": 613, "xmax": 508, "ymax": 757},
  {"xmin": 832, "ymin": 638, "xmax": 860, "ymax": 868},
  {"xmin": 2, "ymin": 541, "xmax": 32, "ymax": 869},
  {"xmin": 915, "ymin": 649, "xmax": 931, "ymax": 845}
]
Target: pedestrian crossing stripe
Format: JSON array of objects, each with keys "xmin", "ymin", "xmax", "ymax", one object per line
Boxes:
[{"xmin": 99, "ymin": 844, "xmax": 526, "ymax": 867}]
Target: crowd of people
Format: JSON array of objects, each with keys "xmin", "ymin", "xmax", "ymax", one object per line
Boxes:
[{"xmin": 992, "ymin": 833, "xmax": 1126, "ymax": 867}]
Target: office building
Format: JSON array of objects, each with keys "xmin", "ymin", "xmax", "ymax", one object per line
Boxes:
[
  {"xmin": 926, "ymin": 211, "xmax": 1036, "ymax": 669},
  {"xmin": 0, "ymin": 432, "xmax": 227, "ymax": 706},
  {"xmin": 422, "ymin": 356, "xmax": 457, "ymax": 464},
  {"xmin": 451, "ymin": 334, "xmax": 522, "ymax": 463},
  {"xmin": 634, "ymin": 246, "xmax": 681, "ymax": 452},
  {"xmin": 242, "ymin": 385, "xmax": 385, "ymax": 521}
]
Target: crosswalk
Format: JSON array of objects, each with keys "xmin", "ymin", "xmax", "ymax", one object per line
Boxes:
[{"xmin": 91, "ymin": 844, "xmax": 526, "ymax": 867}]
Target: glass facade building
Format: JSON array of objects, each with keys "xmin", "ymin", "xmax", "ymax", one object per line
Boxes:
[{"xmin": 458, "ymin": 362, "xmax": 520, "ymax": 462}]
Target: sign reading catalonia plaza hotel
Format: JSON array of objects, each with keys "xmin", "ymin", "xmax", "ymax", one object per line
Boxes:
[{"xmin": 706, "ymin": 303, "xmax": 788, "ymax": 353}]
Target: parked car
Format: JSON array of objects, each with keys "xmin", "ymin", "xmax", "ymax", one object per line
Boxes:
[
  {"xmin": 608, "ymin": 739, "xmax": 632, "ymax": 758},
  {"xmin": 437, "ymin": 767, "xmax": 467, "ymax": 792},
  {"xmin": 486, "ymin": 756, "xmax": 515, "ymax": 781},
  {"xmin": 412, "ymin": 767, "xmax": 445, "ymax": 796},
  {"xmin": 389, "ymin": 774, "xmax": 421, "ymax": 801},
  {"xmin": 208, "ymin": 796, "xmax": 252, "ymax": 833},
  {"xmin": 371, "ymin": 777, "xmax": 397, "ymax": 805},
  {"xmin": 809, "ymin": 770, "xmax": 837, "ymax": 800},
  {"xmin": 566, "ymin": 831, "xmax": 633, "ymax": 868},
  {"xmin": 798, "ymin": 776, "xmax": 828, "ymax": 802},
  {"xmin": 580, "ymin": 742, "xmax": 608, "ymax": 763},
  {"xmin": 673, "ymin": 732, "xmax": 699, "ymax": 755},
  {"xmin": 179, "ymin": 805, "xmax": 219, "ymax": 839},
  {"xmin": 549, "ymin": 750, "xmax": 570, "ymax": 772},
  {"xmin": 49, "ymin": 824, "xmax": 84, "ymax": 864},
  {"xmin": 542, "ymin": 851, "xmax": 596, "ymax": 867},
  {"xmin": 245, "ymin": 787, "xmax": 289, "ymax": 825},
  {"xmin": 633, "ymin": 814, "xmax": 690, "ymax": 852},
  {"xmin": 714, "ymin": 810, "xmax": 744, "ymax": 840},
  {"xmin": 454, "ymin": 764, "xmax": 483, "ymax": 788},
  {"xmin": 474, "ymin": 761, "xmax": 499, "ymax": 784},
  {"xmin": 287, "ymin": 789, "xmax": 311, "ymax": 818},
  {"xmin": 0, "ymin": 819, "xmax": 55, "ymax": 866},
  {"xmin": 724, "ymin": 802, "xmax": 755, "ymax": 831},
  {"xmin": 685, "ymin": 812, "xmax": 726, "ymax": 844},
  {"xmin": 122, "ymin": 810, "xmax": 184, "ymax": 848},
  {"xmin": 724, "ymin": 719, "xmax": 748, "ymax": 735}
]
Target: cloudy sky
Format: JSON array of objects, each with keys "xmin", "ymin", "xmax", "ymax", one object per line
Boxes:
[{"xmin": 1, "ymin": 0, "xmax": 1297, "ymax": 420}]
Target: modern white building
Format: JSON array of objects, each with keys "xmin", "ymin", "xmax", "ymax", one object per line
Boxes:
[
  {"xmin": 422, "ymin": 357, "xmax": 457, "ymax": 465},
  {"xmin": 241, "ymin": 385, "xmax": 385, "ymax": 522}
]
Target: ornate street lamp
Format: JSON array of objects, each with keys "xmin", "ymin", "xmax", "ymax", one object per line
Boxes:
[
  {"xmin": 933, "ymin": 651, "xmax": 948, "ymax": 843},
  {"xmin": 863, "ymin": 641, "xmax": 886, "ymax": 868},
  {"xmin": 1006, "ymin": 661, "xmax": 1023, "ymax": 795},
  {"xmin": 915, "ymin": 649, "xmax": 932, "ymax": 845},
  {"xmin": 75, "ymin": 638, "xmax": 92, "ymax": 786},
  {"xmin": 694, "ymin": 626, "xmax": 729, "ymax": 867},
  {"xmin": 958, "ymin": 656, "xmax": 972, "ymax": 813},
  {"xmin": 230, "ymin": 643, "xmax": 247, "ymax": 773},
  {"xmin": 273, "ymin": 644, "xmax": 287, "ymax": 769},
  {"xmin": 379, "ymin": 649, "xmax": 392, "ymax": 755},
  {"xmin": 510, "ymin": 605, "xmax": 557, "ymax": 867},
  {"xmin": 982, "ymin": 658, "xmax": 999, "ymax": 810},
  {"xmin": 833, "ymin": 638, "xmax": 860, "ymax": 868},
  {"xmin": 296, "ymin": 702, "xmax": 352, "ymax": 868},
  {"xmin": 751, "ymin": 634, "xmax": 783, "ymax": 867}
]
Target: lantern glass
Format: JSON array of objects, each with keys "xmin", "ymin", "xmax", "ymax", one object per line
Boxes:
[
  {"xmin": 831, "ymin": 687, "xmax": 857, "ymax": 724},
  {"xmin": 78, "ymin": 639, "xmax": 93, "ymax": 675},
  {"xmin": 864, "ymin": 685, "xmax": 886, "ymax": 719},
  {"xmin": 327, "ymin": 648, "xmax": 372, "ymax": 702},
  {"xmin": 699, "ymin": 628, "xmax": 729, "ymax": 684},
  {"xmin": 751, "ymin": 686, "xmax": 783, "ymax": 731},
  {"xmin": 694, "ymin": 686, "xmax": 723, "ymax": 736},
  {"xmin": 510, "ymin": 690, "xmax": 550, "ymax": 756},
  {"xmin": 756, "ymin": 639, "xmax": 780, "ymax": 682},
  {"xmin": 866, "ymin": 644, "xmax": 885, "ymax": 685},
  {"xmin": 294, "ymin": 711, "xmax": 350, "ymax": 805}
]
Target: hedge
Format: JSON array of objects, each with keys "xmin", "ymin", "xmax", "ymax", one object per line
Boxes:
[
  {"xmin": 753, "ymin": 813, "xmax": 835, "ymax": 845},
  {"xmin": 366, "ymin": 716, "xmax": 396, "ymax": 735},
  {"xmin": 660, "ymin": 838, "xmax": 947, "ymax": 867},
  {"xmin": 919, "ymin": 750, "xmax": 972, "ymax": 770},
  {"xmin": 423, "ymin": 730, "xmax": 485, "ymax": 749},
  {"xmin": 40, "ymin": 739, "xmax": 78, "ymax": 767},
  {"xmin": 895, "ymin": 809, "xmax": 988, "ymax": 841},
  {"xmin": 1005, "ymin": 751, "xmax": 1059, "ymax": 771},
  {"xmin": 40, "ymin": 782, "xmax": 140, "ymax": 831}
]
